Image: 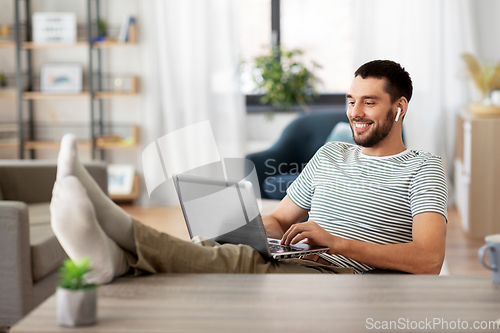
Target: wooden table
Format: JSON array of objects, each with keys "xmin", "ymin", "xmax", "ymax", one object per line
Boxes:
[{"xmin": 12, "ymin": 275, "xmax": 500, "ymax": 333}]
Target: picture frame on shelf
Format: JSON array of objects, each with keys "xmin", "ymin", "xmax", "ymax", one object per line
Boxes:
[
  {"xmin": 40, "ymin": 63, "xmax": 83, "ymax": 93},
  {"xmin": 107, "ymin": 164, "xmax": 135, "ymax": 195}
]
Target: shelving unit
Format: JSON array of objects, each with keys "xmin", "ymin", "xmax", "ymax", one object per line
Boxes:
[
  {"xmin": 8, "ymin": 0, "xmax": 139, "ymax": 160},
  {"xmin": 454, "ymin": 108, "xmax": 500, "ymax": 238}
]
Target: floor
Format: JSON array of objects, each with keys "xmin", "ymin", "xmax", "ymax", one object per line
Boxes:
[
  {"xmin": 444, "ymin": 207, "xmax": 490, "ymax": 275},
  {"xmin": 121, "ymin": 203, "xmax": 490, "ymax": 276}
]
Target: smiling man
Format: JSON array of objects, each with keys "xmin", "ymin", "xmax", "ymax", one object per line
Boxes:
[
  {"xmin": 50, "ymin": 60, "xmax": 447, "ymax": 284},
  {"xmin": 269, "ymin": 60, "xmax": 448, "ymax": 274}
]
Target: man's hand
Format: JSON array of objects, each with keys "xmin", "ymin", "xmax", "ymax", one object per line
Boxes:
[
  {"xmin": 281, "ymin": 221, "xmax": 333, "ymax": 248},
  {"xmin": 282, "ymin": 212, "xmax": 446, "ymax": 274},
  {"xmin": 262, "ymin": 195, "xmax": 309, "ymax": 239}
]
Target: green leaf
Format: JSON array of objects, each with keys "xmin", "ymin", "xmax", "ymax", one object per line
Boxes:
[
  {"xmin": 58, "ymin": 258, "xmax": 96, "ymax": 290},
  {"xmin": 250, "ymin": 46, "xmax": 321, "ymax": 112}
]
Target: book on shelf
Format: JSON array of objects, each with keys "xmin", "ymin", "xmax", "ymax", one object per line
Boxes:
[{"xmin": 118, "ymin": 15, "xmax": 136, "ymax": 43}]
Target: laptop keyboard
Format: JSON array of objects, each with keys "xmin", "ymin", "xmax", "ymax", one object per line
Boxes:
[{"xmin": 269, "ymin": 243, "xmax": 296, "ymax": 253}]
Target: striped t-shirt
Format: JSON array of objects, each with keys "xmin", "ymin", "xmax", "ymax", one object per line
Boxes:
[{"xmin": 286, "ymin": 142, "xmax": 448, "ymax": 273}]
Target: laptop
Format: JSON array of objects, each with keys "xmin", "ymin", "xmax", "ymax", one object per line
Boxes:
[{"xmin": 172, "ymin": 174, "xmax": 329, "ymax": 260}]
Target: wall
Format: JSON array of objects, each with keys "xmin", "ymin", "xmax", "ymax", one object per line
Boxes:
[{"xmin": 473, "ymin": 0, "xmax": 500, "ymax": 62}]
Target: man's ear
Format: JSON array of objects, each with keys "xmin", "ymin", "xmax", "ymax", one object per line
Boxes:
[{"xmin": 396, "ymin": 97, "xmax": 409, "ymax": 119}]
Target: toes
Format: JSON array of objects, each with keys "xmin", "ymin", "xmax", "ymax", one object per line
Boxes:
[
  {"xmin": 60, "ymin": 133, "xmax": 77, "ymax": 151},
  {"xmin": 57, "ymin": 134, "xmax": 78, "ymax": 180}
]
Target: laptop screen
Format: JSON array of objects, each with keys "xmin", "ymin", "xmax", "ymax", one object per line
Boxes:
[{"xmin": 176, "ymin": 177, "xmax": 249, "ymax": 239}]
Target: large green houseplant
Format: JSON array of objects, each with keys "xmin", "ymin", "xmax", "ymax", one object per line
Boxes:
[
  {"xmin": 56, "ymin": 258, "xmax": 97, "ymax": 327},
  {"xmin": 252, "ymin": 47, "xmax": 321, "ymax": 117}
]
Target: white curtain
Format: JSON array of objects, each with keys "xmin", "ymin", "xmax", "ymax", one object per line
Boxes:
[
  {"xmin": 352, "ymin": 0, "xmax": 477, "ymax": 202},
  {"xmin": 138, "ymin": 0, "xmax": 246, "ymax": 206}
]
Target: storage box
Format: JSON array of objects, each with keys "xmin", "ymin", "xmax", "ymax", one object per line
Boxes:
[{"xmin": 33, "ymin": 12, "xmax": 77, "ymax": 43}]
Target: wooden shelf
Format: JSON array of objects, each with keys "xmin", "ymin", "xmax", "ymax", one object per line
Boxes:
[
  {"xmin": 24, "ymin": 141, "xmax": 91, "ymax": 150},
  {"xmin": 22, "ymin": 91, "xmax": 138, "ymax": 100},
  {"xmin": 22, "ymin": 76, "xmax": 137, "ymax": 100},
  {"xmin": 0, "ymin": 89, "xmax": 17, "ymax": 99},
  {"xmin": 23, "ymin": 140, "xmax": 137, "ymax": 150},
  {"xmin": 20, "ymin": 26, "xmax": 137, "ymax": 50},
  {"xmin": 96, "ymin": 142, "xmax": 138, "ymax": 149},
  {"xmin": 109, "ymin": 174, "xmax": 140, "ymax": 201},
  {"xmin": 0, "ymin": 141, "xmax": 18, "ymax": 148},
  {"xmin": 21, "ymin": 41, "xmax": 88, "ymax": 49},
  {"xmin": 95, "ymin": 91, "xmax": 137, "ymax": 99},
  {"xmin": 93, "ymin": 41, "xmax": 135, "ymax": 49},
  {"xmin": 23, "ymin": 126, "xmax": 138, "ymax": 150},
  {"xmin": 0, "ymin": 41, "xmax": 15, "ymax": 48},
  {"xmin": 96, "ymin": 125, "xmax": 139, "ymax": 149},
  {"xmin": 23, "ymin": 92, "xmax": 90, "ymax": 100},
  {"xmin": 95, "ymin": 76, "xmax": 138, "ymax": 99},
  {"xmin": 19, "ymin": 40, "xmax": 136, "ymax": 50}
]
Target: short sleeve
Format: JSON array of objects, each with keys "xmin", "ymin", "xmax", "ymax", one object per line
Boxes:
[
  {"xmin": 286, "ymin": 147, "xmax": 323, "ymax": 210},
  {"xmin": 409, "ymin": 156, "xmax": 448, "ymax": 220}
]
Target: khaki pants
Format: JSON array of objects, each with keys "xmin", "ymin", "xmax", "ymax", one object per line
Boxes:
[{"xmin": 124, "ymin": 219, "xmax": 354, "ymax": 275}]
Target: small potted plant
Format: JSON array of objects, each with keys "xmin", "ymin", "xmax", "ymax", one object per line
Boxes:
[
  {"xmin": 0, "ymin": 73, "xmax": 7, "ymax": 88},
  {"xmin": 252, "ymin": 47, "xmax": 321, "ymax": 117},
  {"xmin": 98, "ymin": 19, "xmax": 107, "ymax": 38},
  {"xmin": 56, "ymin": 258, "xmax": 97, "ymax": 327}
]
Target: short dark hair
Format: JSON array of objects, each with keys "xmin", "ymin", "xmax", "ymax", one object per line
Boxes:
[{"xmin": 354, "ymin": 60, "xmax": 413, "ymax": 103}]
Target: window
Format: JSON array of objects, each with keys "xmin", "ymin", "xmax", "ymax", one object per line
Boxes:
[
  {"xmin": 238, "ymin": 0, "xmax": 353, "ymax": 97},
  {"xmin": 238, "ymin": 0, "xmax": 271, "ymax": 94},
  {"xmin": 281, "ymin": 0, "xmax": 353, "ymax": 93}
]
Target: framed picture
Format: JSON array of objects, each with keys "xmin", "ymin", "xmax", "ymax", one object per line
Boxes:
[
  {"xmin": 40, "ymin": 63, "xmax": 82, "ymax": 93},
  {"xmin": 107, "ymin": 164, "xmax": 135, "ymax": 195}
]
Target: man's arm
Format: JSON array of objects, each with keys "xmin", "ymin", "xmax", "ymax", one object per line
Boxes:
[
  {"xmin": 262, "ymin": 195, "xmax": 309, "ymax": 239},
  {"xmin": 281, "ymin": 212, "xmax": 447, "ymax": 274}
]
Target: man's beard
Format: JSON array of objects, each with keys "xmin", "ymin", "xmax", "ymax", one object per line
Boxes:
[{"xmin": 350, "ymin": 109, "xmax": 394, "ymax": 147}]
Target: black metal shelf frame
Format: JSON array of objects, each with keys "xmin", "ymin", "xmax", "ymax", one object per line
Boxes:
[{"xmin": 14, "ymin": 0, "xmax": 107, "ymax": 160}]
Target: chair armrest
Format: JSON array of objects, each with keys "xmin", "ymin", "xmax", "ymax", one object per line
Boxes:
[
  {"xmin": 0, "ymin": 161, "xmax": 108, "ymax": 203},
  {"xmin": 0, "ymin": 201, "xmax": 33, "ymax": 327}
]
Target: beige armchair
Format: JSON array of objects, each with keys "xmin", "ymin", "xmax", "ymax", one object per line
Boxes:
[{"xmin": 0, "ymin": 161, "xmax": 107, "ymax": 331}]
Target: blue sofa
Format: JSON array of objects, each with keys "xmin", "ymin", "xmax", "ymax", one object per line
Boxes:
[{"xmin": 246, "ymin": 110, "xmax": 350, "ymax": 200}]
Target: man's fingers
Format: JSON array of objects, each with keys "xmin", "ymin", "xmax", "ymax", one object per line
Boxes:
[
  {"xmin": 281, "ymin": 227, "xmax": 295, "ymax": 245},
  {"xmin": 291, "ymin": 232, "xmax": 309, "ymax": 245},
  {"xmin": 281, "ymin": 221, "xmax": 318, "ymax": 245},
  {"xmin": 282, "ymin": 224, "xmax": 305, "ymax": 245}
]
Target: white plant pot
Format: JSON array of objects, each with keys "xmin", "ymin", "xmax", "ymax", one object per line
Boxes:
[{"xmin": 56, "ymin": 287, "xmax": 97, "ymax": 327}]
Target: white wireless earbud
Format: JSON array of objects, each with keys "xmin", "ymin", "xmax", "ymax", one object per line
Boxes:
[{"xmin": 395, "ymin": 107, "xmax": 401, "ymax": 122}]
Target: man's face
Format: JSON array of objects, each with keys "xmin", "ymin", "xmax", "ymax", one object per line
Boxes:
[{"xmin": 346, "ymin": 76, "xmax": 396, "ymax": 148}]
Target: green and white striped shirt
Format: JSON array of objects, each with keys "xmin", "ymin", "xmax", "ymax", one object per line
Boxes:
[{"xmin": 287, "ymin": 142, "xmax": 448, "ymax": 273}]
